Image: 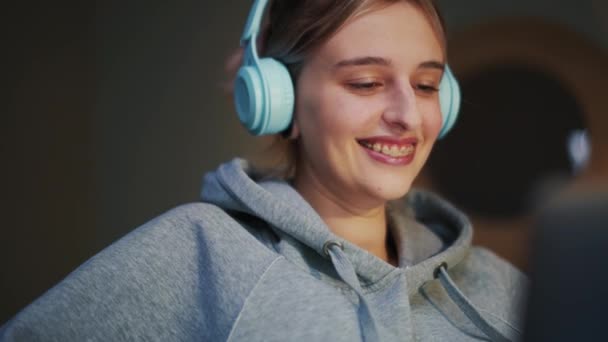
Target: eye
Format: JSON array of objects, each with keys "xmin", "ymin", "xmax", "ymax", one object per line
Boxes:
[
  {"xmin": 346, "ymin": 81, "xmax": 384, "ymax": 94},
  {"xmin": 415, "ymin": 83, "xmax": 439, "ymax": 95},
  {"xmin": 348, "ymin": 81, "xmax": 383, "ymax": 89}
]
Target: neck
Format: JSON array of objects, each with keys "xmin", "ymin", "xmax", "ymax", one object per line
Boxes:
[{"xmin": 294, "ymin": 168, "xmax": 397, "ymax": 265}]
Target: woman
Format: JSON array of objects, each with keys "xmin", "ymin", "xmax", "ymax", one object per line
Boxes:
[{"xmin": 0, "ymin": 0, "xmax": 526, "ymax": 341}]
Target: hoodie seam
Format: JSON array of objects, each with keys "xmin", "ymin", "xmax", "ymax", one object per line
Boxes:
[{"xmin": 226, "ymin": 256, "xmax": 284, "ymax": 342}]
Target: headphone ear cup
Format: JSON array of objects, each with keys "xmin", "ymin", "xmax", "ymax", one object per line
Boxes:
[
  {"xmin": 235, "ymin": 65, "xmax": 265, "ymax": 133},
  {"xmin": 257, "ymin": 58, "xmax": 295, "ymax": 135},
  {"xmin": 234, "ymin": 57, "xmax": 295, "ymax": 136},
  {"xmin": 438, "ymin": 66, "xmax": 461, "ymax": 139}
]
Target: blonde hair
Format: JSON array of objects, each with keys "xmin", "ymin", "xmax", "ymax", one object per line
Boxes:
[{"xmin": 225, "ymin": 0, "xmax": 447, "ymax": 178}]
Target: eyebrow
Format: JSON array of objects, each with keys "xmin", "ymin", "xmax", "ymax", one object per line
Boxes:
[
  {"xmin": 419, "ymin": 60, "xmax": 445, "ymax": 71},
  {"xmin": 332, "ymin": 56, "xmax": 445, "ymax": 71},
  {"xmin": 333, "ymin": 56, "xmax": 392, "ymax": 68}
]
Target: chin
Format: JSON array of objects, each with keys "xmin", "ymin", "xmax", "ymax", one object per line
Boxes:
[
  {"xmin": 365, "ymin": 179, "xmax": 414, "ymax": 203},
  {"xmin": 383, "ymin": 186, "xmax": 412, "ymax": 201}
]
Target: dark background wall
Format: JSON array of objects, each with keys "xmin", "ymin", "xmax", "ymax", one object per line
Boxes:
[{"xmin": 2, "ymin": 0, "xmax": 606, "ymax": 325}]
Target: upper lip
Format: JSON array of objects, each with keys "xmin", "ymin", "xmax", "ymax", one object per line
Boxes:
[{"xmin": 356, "ymin": 136, "xmax": 419, "ymax": 146}]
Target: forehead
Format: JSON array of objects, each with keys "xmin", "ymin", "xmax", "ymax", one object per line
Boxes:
[{"xmin": 314, "ymin": 2, "xmax": 444, "ymax": 66}]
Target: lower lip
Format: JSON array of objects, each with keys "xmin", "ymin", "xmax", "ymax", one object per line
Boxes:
[{"xmin": 360, "ymin": 145, "xmax": 416, "ymax": 166}]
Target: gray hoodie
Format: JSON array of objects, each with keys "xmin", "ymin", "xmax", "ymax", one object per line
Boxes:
[{"xmin": 0, "ymin": 159, "xmax": 527, "ymax": 341}]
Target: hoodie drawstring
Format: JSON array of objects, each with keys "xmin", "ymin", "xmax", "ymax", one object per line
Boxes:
[
  {"xmin": 324, "ymin": 241, "xmax": 380, "ymax": 342},
  {"xmin": 323, "ymin": 240, "xmax": 518, "ymax": 342},
  {"xmin": 435, "ymin": 264, "xmax": 517, "ymax": 342}
]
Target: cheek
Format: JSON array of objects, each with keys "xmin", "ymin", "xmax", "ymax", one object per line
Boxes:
[
  {"xmin": 294, "ymin": 87, "xmax": 346, "ymax": 161},
  {"xmin": 299, "ymin": 88, "xmax": 372, "ymax": 138},
  {"xmin": 423, "ymin": 106, "xmax": 443, "ymax": 140}
]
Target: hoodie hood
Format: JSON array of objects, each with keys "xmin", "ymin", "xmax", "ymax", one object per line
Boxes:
[{"xmin": 201, "ymin": 158, "xmax": 472, "ymax": 293}]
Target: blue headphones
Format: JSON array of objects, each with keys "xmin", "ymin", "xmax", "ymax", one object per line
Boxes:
[{"xmin": 234, "ymin": 0, "xmax": 461, "ymax": 138}]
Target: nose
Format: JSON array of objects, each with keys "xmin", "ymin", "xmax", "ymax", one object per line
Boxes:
[{"xmin": 382, "ymin": 83, "xmax": 421, "ymax": 132}]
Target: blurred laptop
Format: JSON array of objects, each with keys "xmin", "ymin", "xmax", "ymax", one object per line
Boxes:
[{"xmin": 523, "ymin": 190, "xmax": 608, "ymax": 341}]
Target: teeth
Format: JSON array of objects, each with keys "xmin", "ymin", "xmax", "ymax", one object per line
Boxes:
[{"xmin": 360, "ymin": 141, "xmax": 414, "ymax": 158}]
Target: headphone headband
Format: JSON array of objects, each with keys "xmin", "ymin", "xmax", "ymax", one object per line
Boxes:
[{"xmin": 240, "ymin": 0, "xmax": 269, "ymax": 44}]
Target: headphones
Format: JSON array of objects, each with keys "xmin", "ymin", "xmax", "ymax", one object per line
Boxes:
[{"xmin": 234, "ymin": 0, "xmax": 461, "ymax": 139}]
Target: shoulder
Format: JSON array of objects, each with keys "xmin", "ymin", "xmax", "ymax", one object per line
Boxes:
[
  {"xmin": 0, "ymin": 203, "xmax": 281, "ymax": 341},
  {"xmin": 114, "ymin": 202, "xmax": 278, "ymax": 261}
]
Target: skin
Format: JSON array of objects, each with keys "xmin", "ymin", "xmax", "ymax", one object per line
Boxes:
[{"xmin": 291, "ymin": 2, "xmax": 445, "ymax": 264}]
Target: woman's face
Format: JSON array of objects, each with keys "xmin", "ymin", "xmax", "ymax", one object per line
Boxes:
[{"xmin": 293, "ymin": 2, "xmax": 445, "ymax": 209}]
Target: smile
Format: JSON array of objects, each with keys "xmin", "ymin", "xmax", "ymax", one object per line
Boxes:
[
  {"xmin": 356, "ymin": 137, "xmax": 418, "ymax": 165},
  {"xmin": 358, "ymin": 141, "xmax": 414, "ymax": 157}
]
